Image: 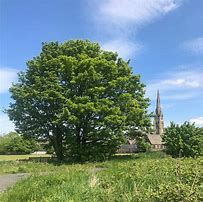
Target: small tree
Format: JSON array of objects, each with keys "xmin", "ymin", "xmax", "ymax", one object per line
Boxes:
[
  {"xmin": 0, "ymin": 132, "xmax": 38, "ymax": 154},
  {"xmin": 163, "ymin": 122, "xmax": 202, "ymax": 158}
]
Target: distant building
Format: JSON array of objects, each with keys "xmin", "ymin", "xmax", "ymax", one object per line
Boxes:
[
  {"xmin": 118, "ymin": 139, "xmax": 138, "ymax": 153},
  {"xmin": 147, "ymin": 90, "xmax": 165, "ymax": 150},
  {"xmin": 154, "ymin": 90, "xmax": 164, "ymax": 135},
  {"xmin": 147, "ymin": 134, "xmax": 165, "ymax": 150},
  {"xmin": 118, "ymin": 90, "xmax": 165, "ymax": 153}
]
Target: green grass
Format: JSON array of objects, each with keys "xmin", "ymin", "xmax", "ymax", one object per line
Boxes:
[
  {"xmin": 0, "ymin": 154, "xmax": 51, "ymax": 161},
  {"xmin": 0, "ymin": 154, "xmax": 55, "ymax": 174},
  {"xmin": 0, "ymin": 152, "xmax": 202, "ymax": 202}
]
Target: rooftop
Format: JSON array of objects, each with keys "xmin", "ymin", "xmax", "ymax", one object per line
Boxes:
[{"xmin": 147, "ymin": 134, "xmax": 164, "ymax": 145}]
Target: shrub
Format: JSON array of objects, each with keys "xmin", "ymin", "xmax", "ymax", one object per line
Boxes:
[
  {"xmin": 0, "ymin": 132, "xmax": 38, "ymax": 154},
  {"xmin": 163, "ymin": 122, "xmax": 202, "ymax": 158}
]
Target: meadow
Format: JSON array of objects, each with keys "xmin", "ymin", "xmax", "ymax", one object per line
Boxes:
[
  {"xmin": 0, "ymin": 152, "xmax": 202, "ymax": 202},
  {"xmin": 0, "ymin": 154, "xmax": 51, "ymax": 161}
]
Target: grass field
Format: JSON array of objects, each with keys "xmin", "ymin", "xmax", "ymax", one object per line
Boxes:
[
  {"xmin": 0, "ymin": 152, "xmax": 202, "ymax": 202},
  {"xmin": 0, "ymin": 154, "xmax": 51, "ymax": 161}
]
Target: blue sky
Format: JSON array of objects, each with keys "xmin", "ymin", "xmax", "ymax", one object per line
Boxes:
[{"xmin": 0, "ymin": 0, "xmax": 203, "ymax": 134}]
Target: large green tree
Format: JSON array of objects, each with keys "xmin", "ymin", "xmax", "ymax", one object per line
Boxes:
[
  {"xmin": 7, "ymin": 40, "xmax": 150, "ymax": 161},
  {"xmin": 163, "ymin": 122, "xmax": 202, "ymax": 158}
]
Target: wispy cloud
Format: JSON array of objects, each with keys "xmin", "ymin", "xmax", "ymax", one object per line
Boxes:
[
  {"xmin": 162, "ymin": 78, "xmax": 200, "ymax": 88},
  {"xmin": 146, "ymin": 66, "xmax": 203, "ymax": 100},
  {"xmin": 0, "ymin": 68, "xmax": 18, "ymax": 94},
  {"xmin": 98, "ymin": 0, "xmax": 181, "ymax": 27},
  {"xmin": 0, "ymin": 114, "xmax": 15, "ymax": 135},
  {"xmin": 91, "ymin": 0, "xmax": 182, "ymax": 59},
  {"xmin": 190, "ymin": 117, "xmax": 203, "ymax": 127},
  {"xmin": 182, "ymin": 37, "xmax": 203, "ymax": 55},
  {"xmin": 102, "ymin": 39, "xmax": 143, "ymax": 59}
]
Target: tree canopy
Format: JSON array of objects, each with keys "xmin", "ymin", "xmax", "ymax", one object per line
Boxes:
[
  {"xmin": 0, "ymin": 132, "xmax": 38, "ymax": 154},
  {"xmin": 163, "ymin": 122, "xmax": 202, "ymax": 158},
  {"xmin": 7, "ymin": 40, "xmax": 150, "ymax": 161}
]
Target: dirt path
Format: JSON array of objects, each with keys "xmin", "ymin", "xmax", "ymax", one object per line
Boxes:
[{"xmin": 0, "ymin": 173, "xmax": 29, "ymax": 192}]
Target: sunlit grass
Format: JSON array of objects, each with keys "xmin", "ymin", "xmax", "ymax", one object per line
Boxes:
[
  {"xmin": 0, "ymin": 152, "xmax": 202, "ymax": 201},
  {"xmin": 0, "ymin": 154, "xmax": 51, "ymax": 161}
]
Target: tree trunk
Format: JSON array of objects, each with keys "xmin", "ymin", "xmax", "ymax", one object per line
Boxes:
[
  {"xmin": 54, "ymin": 142, "xmax": 64, "ymax": 161},
  {"xmin": 75, "ymin": 125, "xmax": 83, "ymax": 161},
  {"xmin": 52, "ymin": 128, "xmax": 64, "ymax": 161}
]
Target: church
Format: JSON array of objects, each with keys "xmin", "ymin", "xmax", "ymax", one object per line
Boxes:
[
  {"xmin": 147, "ymin": 90, "xmax": 165, "ymax": 150},
  {"xmin": 118, "ymin": 90, "xmax": 165, "ymax": 153}
]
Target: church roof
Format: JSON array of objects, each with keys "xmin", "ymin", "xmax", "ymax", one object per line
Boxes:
[
  {"xmin": 147, "ymin": 134, "xmax": 164, "ymax": 145},
  {"xmin": 128, "ymin": 139, "xmax": 136, "ymax": 145}
]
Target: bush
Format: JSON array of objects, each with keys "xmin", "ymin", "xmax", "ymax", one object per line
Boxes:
[
  {"xmin": 163, "ymin": 122, "xmax": 202, "ymax": 158},
  {"xmin": 136, "ymin": 138, "xmax": 151, "ymax": 152},
  {"xmin": 0, "ymin": 132, "xmax": 38, "ymax": 154}
]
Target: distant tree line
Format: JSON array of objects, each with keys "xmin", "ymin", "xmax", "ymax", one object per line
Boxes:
[{"xmin": 0, "ymin": 132, "xmax": 38, "ymax": 154}]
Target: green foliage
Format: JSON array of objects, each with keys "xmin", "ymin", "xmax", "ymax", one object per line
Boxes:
[
  {"xmin": 163, "ymin": 122, "xmax": 203, "ymax": 158},
  {"xmin": 200, "ymin": 127, "xmax": 203, "ymax": 154},
  {"xmin": 43, "ymin": 144, "xmax": 55, "ymax": 154},
  {"xmin": 7, "ymin": 40, "xmax": 150, "ymax": 161},
  {"xmin": 0, "ymin": 153, "xmax": 201, "ymax": 202},
  {"xmin": 0, "ymin": 132, "xmax": 38, "ymax": 154},
  {"xmin": 136, "ymin": 138, "xmax": 151, "ymax": 152},
  {"xmin": 127, "ymin": 129, "xmax": 151, "ymax": 152}
]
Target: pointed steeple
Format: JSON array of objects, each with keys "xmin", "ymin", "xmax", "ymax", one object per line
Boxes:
[
  {"xmin": 154, "ymin": 90, "xmax": 164, "ymax": 135},
  {"xmin": 156, "ymin": 90, "xmax": 161, "ymax": 115}
]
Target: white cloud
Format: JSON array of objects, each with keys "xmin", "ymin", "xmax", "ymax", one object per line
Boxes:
[
  {"xmin": 0, "ymin": 68, "xmax": 18, "ymax": 94},
  {"xmin": 91, "ymin": 0, "xmax": 183, "ymax": 59},
  {"xmin": 161, "ymin": 92, "xmax": 198, "ymax": 100},
  {"xmin": 182, "ymin": 37, "xmax": 203, "ymax": 55},
  {"xmin": 99, "ymin": 0, "xmax": 181, "ymax": 27},
  {"xmin": 102, "ymin": 39, "xmax": 143, "ymax": 59},
  {"xmin": 0, "ymin": 114, "xmax": 15, "ymax": 135},
  {"xmin": 190, "ymin": 117, "xmax": 203, "ymax": 127},
  {"xmin": 162, "ymin": 78, "xmax": 200, "ymax": 88},
  {"xmin": 146, "ymin": 67, "xmax": 203, "ymax": 100}
]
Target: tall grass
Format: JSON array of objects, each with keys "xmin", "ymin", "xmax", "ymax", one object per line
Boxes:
[
  {"xmin": 0, "ymin": 152, "xmax": 202, "ymax": 202},
  {"xmin": 0, "ymin": 154, "xmax": 51, "ymax": 161}
]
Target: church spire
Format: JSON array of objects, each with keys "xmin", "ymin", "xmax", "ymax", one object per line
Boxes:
[
  {"xmin": 154, "ymin": 90, "xmax": 164, "ymax": 135},
  {"xmin": 156, "ymin": 89, "xmax": 161, "ymax": 115}
]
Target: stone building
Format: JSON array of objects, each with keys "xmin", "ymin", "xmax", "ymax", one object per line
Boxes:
[
  {"xmin": 118, "ymin": 139, "xmax": 138, "ymax": 153},
  {"xmin": 147, "ymin": 134, "xmax": 165, "ymax": 150},
  {"xmin": 147, "ymin": 90, "xmax": 165, "ymax": 150},
  {"xmin": 118, "ymin": 90, "xmax": 165, "ymax": 153},
  {"xmin": 154, "ymin": 90, "xmax": 164, "ymax": 135}
]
